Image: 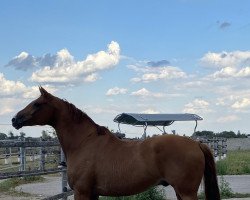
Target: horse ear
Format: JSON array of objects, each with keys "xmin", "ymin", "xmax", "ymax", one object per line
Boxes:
[{"xmin": 39, "ymin": 86, "xmax": 52, "ymax": 99}]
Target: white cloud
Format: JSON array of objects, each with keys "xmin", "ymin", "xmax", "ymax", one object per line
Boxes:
[
  {"xmin": 130, "ymin": 65, "xmax": 186, "ymax": 83},
  {"xmin": 183, "ymin": 99, "xmax": 212, "ymax": 113},
  {"xmin": 6, "ymin": 51, "xmax": 58, "ymax": 71},
  {"xmin": 231, "ymin": 98, "xmax": 250, "ymax": 109},
  {"xmin": 214, "ymin": 87, "xmax": 250, "ymax": 112},
  {"xmin": 84, "ymin": 73, "xmax": 99, "ymax": 83},
  {"xmin": 217, "ymin": 115, "xmax": 240, "ymax": 123},
  {"xmin": 131, "ymin": 88, "xmax": 165, "ymax": 98},
  {"xmin": 208, "ymin": 66, "xmax": 250, "ymax": 79},
  {"xmin": 106, "ymin": 87, "xmax": 128, "ymax": 96},
  {"xmin": 0, "ymin": 73, "xmax": 56, "ymax": 99},
  {"xmin": 236, "ymin": 67, "xmax": 250, "ymax": 78},
  {"xmin": 142, "ymin": 109, "xmax": 160, "ymax": 114},
  {"xmin": 30, "ymin": 41, "xmax": 120, "ymax": 84},
  {"xmin": 201, "ymin": 51, "xmax": 250, "ymax": 69},
  {"xmin": 0, "ymin": 73, "xmax": 27, "ymax": 97},
  {"xmin": 0, "ymin": 99, "xmax": 15, "ymax": 115},
  {"xmin": 0, "ymin": 74, "xmax": 57, "ymax": 116},
  {"xmin": 84, "ymin": 105, "xmax": 118, "ymax": 114},
  {"xmin": 209, "ymin": 67, "xmax": 237, "ymax": 79}
]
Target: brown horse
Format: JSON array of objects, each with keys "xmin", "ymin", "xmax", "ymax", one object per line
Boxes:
[{"xmin": 12, "ymin": 87, "xmax": 220, "ymax": 200}]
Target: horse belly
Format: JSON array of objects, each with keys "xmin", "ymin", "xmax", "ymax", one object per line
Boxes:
[
  {"xmin": 95, "ymin": 162, "xmax": 159, "ymax": 196},
  {"xmin": 96, "ymin": 175, "xmax": 158, "ymax": 196}
]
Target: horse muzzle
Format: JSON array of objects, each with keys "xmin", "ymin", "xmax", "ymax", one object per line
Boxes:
[{"xmin": 12, "ymin": 115, "xmax": 25, "ymax": 130}]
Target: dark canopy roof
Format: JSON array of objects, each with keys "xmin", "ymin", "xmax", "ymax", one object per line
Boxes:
[{"xmin": 113, "ymin": 113, "xmax": 203, "ymax": 126}]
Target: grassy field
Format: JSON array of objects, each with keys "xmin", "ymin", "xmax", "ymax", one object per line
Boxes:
[{"xmin": 216, "ymin": 150, "xmax": 250, "ymax": 175}]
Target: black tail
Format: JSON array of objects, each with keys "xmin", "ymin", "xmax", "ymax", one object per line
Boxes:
[{"xmin": 199, "ymin": 143, "xmax": 221, "ymax": 200}]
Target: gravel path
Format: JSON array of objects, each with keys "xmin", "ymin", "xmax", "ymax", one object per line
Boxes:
[{"xmin": 0, "ymin": 175, "xmax": 249, "ymax": 200}]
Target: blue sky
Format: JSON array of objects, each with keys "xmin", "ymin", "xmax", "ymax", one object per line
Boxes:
[{"xmin": 1, "ymin": 0, "xmax": 250, "ymax": 137}]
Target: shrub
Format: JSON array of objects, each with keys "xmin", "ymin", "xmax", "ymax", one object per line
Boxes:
[{"xmin": 219, "ymin": 176, "xmax": 234, "ymax": 198}]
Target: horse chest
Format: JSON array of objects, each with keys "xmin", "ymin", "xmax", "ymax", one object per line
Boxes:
[{"xmin": 67, "ymin": 159, "xmax": 94, "ymax": 189}]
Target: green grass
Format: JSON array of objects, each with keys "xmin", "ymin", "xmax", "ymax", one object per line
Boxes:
[{"xmin": 216, "ymin": 150, "xmax": 250, "ymax": 175}]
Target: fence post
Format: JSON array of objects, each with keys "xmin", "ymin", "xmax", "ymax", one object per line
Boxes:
[
  {"xmin": 222, "ymin": 138, "xmax": 227, "ymax": 159},
  {"xmin": 19, "ymin": 137, "xmax": 26, "ymax": 171},
  {"xmin": 61, "ymin": 148, "xmax": 68, "ymax": 200},
  {"xmin": 39, "ymin": 138, "xmax": 46, "ymax": 171}
]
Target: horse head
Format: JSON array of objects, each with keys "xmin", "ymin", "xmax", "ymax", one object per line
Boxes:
[{"xmin": 12, "ymin": 87, "xmax": 56, "ymax": 129}]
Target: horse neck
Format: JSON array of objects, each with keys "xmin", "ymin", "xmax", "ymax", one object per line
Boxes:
[{"xmin": 51, "ymin": 100, "xmax": 98, "ymax": 156}]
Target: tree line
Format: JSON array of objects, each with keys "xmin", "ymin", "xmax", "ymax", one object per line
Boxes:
[
  {"xmin": 193, "ymin": 130, "xmax": 248, "ymax": 138},
  {"xmin": 0, "ymin": 130, "xmax": 57, "ymax": 141},
  {"xmin": 1, "ymin": 129, "xmax": 248, "ymax": 141}
]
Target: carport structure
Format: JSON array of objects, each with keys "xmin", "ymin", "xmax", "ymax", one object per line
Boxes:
[{"xmin": 114, "ymin": 113, "xmax": 203, "ymax": 138}]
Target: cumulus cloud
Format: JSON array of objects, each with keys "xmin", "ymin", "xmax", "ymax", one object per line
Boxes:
[
  {"xmin": 214, "ymin": 87, "xmax": 250, "ymax": 112},
  {"xmin": 0, "ymin": 74, "xmax": 57, "ymax": 115},
  {"xmin": 84, "ymin": 73, "xmax": 99, "ymax": 83},
  {"xmin": 106, "ymin": 87, "xmax": 128, "ymax": 96},
  {"xmin": 30, "ymin": 41, "xmax": 120, "ymax": 84},
  {"xmin": 0, "ymin": 73, "xmax": 27, "ymax": 97},
  {"xmin": 208, "ymin": 66, "xmax": 250, "ymax": 79},
  {"xmin": 142, "ymin": 109, "xmax": 160, "ymax": 114},
  {"xmin": 200, "ymin": 51, "xmax": 250, "ymax": 69},
  {"xmin": 217, "ymin": 115, "xmax": 240, "ymax": 123},
  {"xmin": 6, "ymin": 52, "xmax": 57, "ymax": 71},
  {"xmin": 0, "ymin": 73, "xmax": 56, "ymax": 99},
  {"xmin": 84, "ymin": 105, "xmax": 119, "ymax": 114},
  {"xmin": 131, "ymin": 88, "xmax": 165, "ymax": 98},
  {"xmin": 201, "ymin": 50, "xmax": 250, "ymax": 81},
  {"xmin": 231, "ymin": 98, "xmax": 250, "ymax": 110},
  {"xmin": 183, "ymin": 99, "xmax": 212, "ymax": 114},
  {"xmin": 130, "ymin": 65, "xmax": 186, "ymax": 83},
  {"xmin": 0, "ymin": 99, "xmax": 16, "ymax": 115}
]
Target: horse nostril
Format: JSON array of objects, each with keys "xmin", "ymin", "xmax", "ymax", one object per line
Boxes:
[{"xmin": 12, "ymin": 117, "xmax": 16, "ymax": 123}]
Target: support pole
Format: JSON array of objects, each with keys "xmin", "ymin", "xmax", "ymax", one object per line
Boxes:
[
  {"xmin": 19, "ymin": 137, "xmax": 26, "ymax": 171},
  {"xmin": 39, "ymin": 138, "xmax": 45, "ymax": 171},
  {"xmin": 61, "ymin": 148, "xmax": 68, "ymax": 200}
]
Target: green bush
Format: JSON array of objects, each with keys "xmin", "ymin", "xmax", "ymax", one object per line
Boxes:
[
  {"xmin": 216, "ymin": 161, "xmax": 228, "ymax": 175},
  {"xmin": 219, "ymin": 176, "xmax": 233, "ymax": 198}
]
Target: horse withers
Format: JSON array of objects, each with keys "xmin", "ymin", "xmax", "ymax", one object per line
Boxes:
[{"xmin": 12, "ymin": 87, "xmax": 220, "ymax": 200}]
